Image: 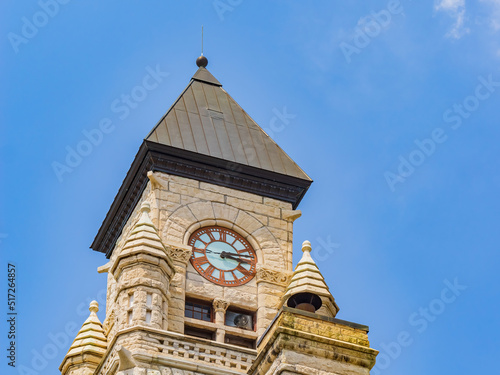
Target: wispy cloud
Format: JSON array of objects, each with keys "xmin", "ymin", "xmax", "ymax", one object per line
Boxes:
[
  {"xmin": 435, "ymin": 0, "xmax": 470, "ymax": 38},
  {"xmin": 481, "ymin": 0, "xmax": 500, "ymax": 30}
]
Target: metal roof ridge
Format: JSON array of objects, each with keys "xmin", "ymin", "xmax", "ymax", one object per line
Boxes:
[{"xmin": 191, "ymin": 66, "xmax": 222, "ymax": 86}]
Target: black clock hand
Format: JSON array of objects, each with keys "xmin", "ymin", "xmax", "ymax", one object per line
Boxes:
[
  {"xmin": 205, "ymin": 249, "xmax": 222, "ymax": 255},
  {"xmin": 220, "ymin": 252, "xmax": 251, "ymax": 264},
  {"xmin": 234, "ymin": 253, "xmax": 253, "ymax": 258},
  {"xmin": 205, "ymin": 249, "xmax": 253, "ymax": 259}
]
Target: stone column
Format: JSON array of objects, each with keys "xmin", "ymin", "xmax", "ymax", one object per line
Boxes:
[
  {"xmin": 165, "ymin": 243, "xmax": 192, "ymax": 333},
  {"xmin": 213, "ymin": 298, "xmax": 230, "ymax": 343}
]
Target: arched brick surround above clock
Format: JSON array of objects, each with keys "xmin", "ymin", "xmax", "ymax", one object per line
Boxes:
[{"xmin": 165, "ymin": 202, "xmax": 283, "ymax": 271}]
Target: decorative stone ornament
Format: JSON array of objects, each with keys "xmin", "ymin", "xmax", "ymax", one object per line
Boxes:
[
  {"xmin": 212, "ymin": 298, "xmax": 230, "ymax": 312},
  {"xmin": 256, "ymin": 265, "xmax": 292, "ymax": 287},
  {"xmin": 165, "ymin": 244, "xmax": 192, "ymax": 265}
]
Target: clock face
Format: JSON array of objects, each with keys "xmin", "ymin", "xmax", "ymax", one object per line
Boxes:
[{"xmin": 188, "ymin": 227, "xmax": 257, "ymax": 286}]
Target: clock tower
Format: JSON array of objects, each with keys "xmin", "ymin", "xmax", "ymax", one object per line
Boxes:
[{"xmin": 60, "ymin": 56, "xmax": 378, "ymax": 375}]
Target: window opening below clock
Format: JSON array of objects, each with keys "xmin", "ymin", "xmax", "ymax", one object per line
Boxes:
[
  {"xmin": 224, "ymin": 334, "xmax": 255, "ymax": 349},
  {"xmin": 225, "ymin": 309, "xmax": 254, "ymax": 331},
  {"xmin": 184, "ymin": 325, "xmax": 215, "ymax": 341},
  {"xmin": 185, "ymin": 299, "xmax": 213, "ymax": 322}
]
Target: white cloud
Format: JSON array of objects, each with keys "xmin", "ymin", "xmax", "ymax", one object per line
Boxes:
[
  {"xmin": 481, "ymin": 0, "xmax": 500, "ymax": 30},
  {"xmin": 447, "ymin": 8, "xmax": 469, "ymax": 38},
  {"xmin": 436, "ymin": 0, "xmax": 465, "ymax": 12},
  {"xmin": 435, "ymin": 0, "xmax": 470, "ymax": 38},
  {"xmin": 435, "ymin": 0, "xmax": 465, "ymax": 11}
]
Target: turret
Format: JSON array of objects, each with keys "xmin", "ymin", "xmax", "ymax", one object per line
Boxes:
[
  {"xmin": 108, "ymin": 202, "xmax": 174, "ymax": 334},
  {"xmin": 59, "ymin": 301, "xmax": 107, "ymax": 375}
]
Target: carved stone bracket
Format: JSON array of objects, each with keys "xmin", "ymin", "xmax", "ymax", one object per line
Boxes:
[
  {"xmin": 213, "ymin": 298, "xmax": 230, "ymax": 312},
  {"xmin": 256, "ymin": 265, "xmax": 292, "ymax": 287},
  {"xmin": 165, "ymin": 243, "xmax": 192, "ymax": 265},
  {"xmin": 116, "ymin": 345, "xmax": 136, "ymax": 371},
  {"xmin": 147, "ymin": 171, "xmax": 168, "ymax": 190},
  {"xmin": 282, "ymin": 209, "xmax": 302, "ymax": 222}
]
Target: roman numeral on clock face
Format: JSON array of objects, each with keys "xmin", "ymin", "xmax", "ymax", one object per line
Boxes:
[
  {"xmin": 219, "ymin": 231, "xmax": 226, "ymax": 242},
  {"xmin": 206, "ymin": 265, "xmax": 216, "ymax": 276},
  {"xmin": 236, "ymin": 264, "xmax": 252, "ymax": 276},
  {"xmin": 207, "ymin": 231, "xmax": 216, "ymax": 241},
  {"xmin": 192, "ymin": 256, "xmax": 209, "ymax": 266}
]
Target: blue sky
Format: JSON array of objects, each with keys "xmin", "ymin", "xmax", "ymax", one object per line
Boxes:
[{"xmin": 1, "ymin": 1, "xmax": 499, "ymax": 374}]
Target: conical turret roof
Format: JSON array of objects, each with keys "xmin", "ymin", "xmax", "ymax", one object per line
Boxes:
[
  {"xmin": 59, "ymin": 301, "xmax": 107, "ymax": 373},
  {"xmin": 283, "ymin": 240, "xmax": 339, "ymax": 317},
  {"xmin": 119, "ymin": 202, "xmax": 169, "ymax": 259},
  {"xmin": 110, "ymin": 202, "xmax": 174, "ymax": 276}
]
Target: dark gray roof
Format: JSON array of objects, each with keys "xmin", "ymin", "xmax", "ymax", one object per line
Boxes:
[{"xmin": 145, "ymin": 67, "xmax": 311, "ymax": 181}]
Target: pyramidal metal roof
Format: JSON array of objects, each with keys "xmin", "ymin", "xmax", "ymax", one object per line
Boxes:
[{"xmin": 145, "ymin": 67, "xmax": 311, "ymax": 181}]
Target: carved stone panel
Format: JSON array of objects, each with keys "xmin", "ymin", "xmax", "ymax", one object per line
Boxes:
[{"xmin": 256, "ymin": 265, "xmax": 292, "ymax": 287}]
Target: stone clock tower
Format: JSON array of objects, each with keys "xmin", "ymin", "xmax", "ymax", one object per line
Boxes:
[{"xmin": 60, "ymin": 56, "xmax": 378, "ymax": 375}]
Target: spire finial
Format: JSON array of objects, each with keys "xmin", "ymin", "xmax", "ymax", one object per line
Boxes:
[
  {"xmin": 141, "ymin": 202, "xmax": 151, "ymax": 213},
  {"xmin": 302, "ymin": 240, "xmax": 312, "ymax": 253},
  {"xmin": 196, "ymin": 55, "xmax": 208, "ymax": 68},
  {"xmin": 89, "ymin": 300, "xmax": 99, "ymax": 313}
]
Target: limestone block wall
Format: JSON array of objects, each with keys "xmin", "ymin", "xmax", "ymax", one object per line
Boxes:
[
  {"xmin": 154, "ymin": 174, "xmax": 295, "ymax": 270},
  {"xmin": 101, "ymin": 171, "xmax": 301, "ymax": 345},
  {"xmin": 150, "ymin": 172, "xmax": 299, "ymax": 337}
]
